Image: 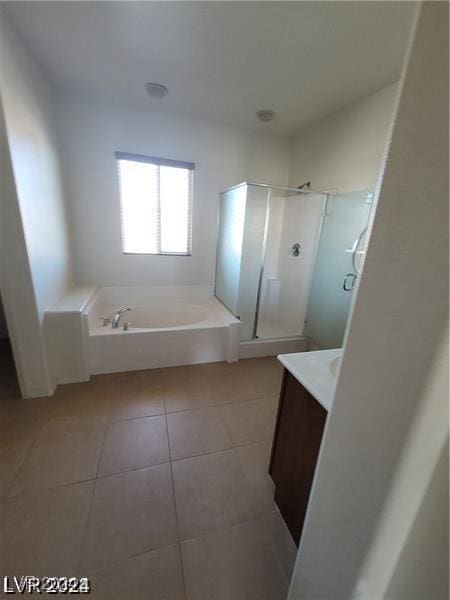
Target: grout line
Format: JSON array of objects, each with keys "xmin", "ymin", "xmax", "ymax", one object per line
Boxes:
[
  {"xmin": 4, "ymin": 433, "xmax": 276, "ymax": 501},
  {"xmin": 75, "ymin": 418, "xmax": 108, "ymax": 574},
  {"xmin": 163, "ymin": 391, "xmax": 280, "ymax": 417},
  {"xmin": 5, "ymin": 400, "xmax": 53, "ymax": 498},
  {"xmin": 257, "ymin": 513, "xmax": 293, "ymax": 590},
  {"xmin": 6, "ymin": 476, "xmax": 98, "ymax": 501},
  {"xmin": 178, "ymin": 514, "xmax": 262, "ymax": 545},
  {"xmin": 162, "ymin": 391, "xmax": 188, "ymax": 600},
  {"xmin": 167, "ymin": 435, "xmax": 275, "ymax": 465},
  {"xmin": 84, "ymin": 541, "xmax": 183, "ymax": 575}
]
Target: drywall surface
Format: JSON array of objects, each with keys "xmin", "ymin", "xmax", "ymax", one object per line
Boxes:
[
  {"xmin": 0, "ymin": 100, "xmax": 49, "ymax": 397},
  {"xmin": 289, "ymin": 83, "xmax": 398, "ymax": 193},
  {"xmin": 288, "ymin": 2, "xmax": 448, "ymax": 598},
  {"xmin": 385, "ymin": 439, "xmax": 448, "ymax": 600},
  {"xmin": 0, "ymin": 13, "xmax": 73, "ymax": 394},
  {"xmin": 0, "ymin": 15, "xmax": 73, "ymax": 319},
  {"xmin": 356, "ymin": 331, "xmax": 448, "ymax": 599},
  {"xmin": 56, "ymin": 91, "xmax": 290, "ymax": 287}
]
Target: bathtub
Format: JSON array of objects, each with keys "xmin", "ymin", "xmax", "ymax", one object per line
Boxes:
[{"xmin": 85, "ymin": 286, "xmax": 240, "ymax": 374}]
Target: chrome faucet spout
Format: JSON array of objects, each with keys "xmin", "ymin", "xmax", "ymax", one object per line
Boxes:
[{"xmin": 111, "ymin": 307, "xmax": 131, "ymax": 329}]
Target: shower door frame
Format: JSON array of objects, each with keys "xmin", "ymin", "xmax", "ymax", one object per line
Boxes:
[{"xmin": 215, "ymin": 181, "xmax": 330, "ymax": 342}]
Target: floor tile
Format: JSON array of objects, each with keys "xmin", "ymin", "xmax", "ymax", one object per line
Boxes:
[
  {"xmin": 0, "ymin": 480, "xmax": 93, "ymax": 576},
  {"xmin": 164, "ymin": 380, "xmax": 214, "ymax": 413},
  {"xmin": 164, "ymin": 372, "xmax": 260, "ymax": 414},
  {"xmin": 11, "ymin": 417, "xmax": 104, "ymax": 495},
  {"xmin": 261, "ymin": 510, "xmax": 297, "ymax": 580},
  {"xmin": 161, "ymin": 361, "xmax": 247, "ymax": 385},
  {"xmin": 248, "ymin": 359, "xmax": 283, "ymax": 398},
  {"xmin": 167, "ymin": 406, "xmax": 232, "ymax": 460},
  {"xmin": 219, "ymin": 398, "xmax": 276, "ymax": 446},
  {"xmin": 114, "ymin": 368, "xmax": 166, "ymax": 391},
  {"xmin": 47, "ymin": 381, "xmax": 112, "ymax": 424},
  {"xmin": 81, "ymin": 464, "xmax": 177, "ymax": 570},
  {"xmin": 163, "ymin": 378, "xmax": 218, "ymax": 413},
  {"xmin": 0, "ymin": 414, "xmax": 47, "ymax": 496},
  {"xmin": 87, "ymin": 545, "xmax": 185, "ymax": 600},
  {"xmin": 234, "ymin": 440, "xmax": 276, "ymax": 515},
  {"xmin": 0, "ymin": 395, "xmax": 49, "ymax": 425},
  {"xmin": 98, "ymin": 415, "xmax": 169, "ymax": 477},
  {"xmin": 215, "ymin": 372, "xmax": 261, "ymax": 403},
  {"xmin": 181, "ymin": 518, "xmax": 288, "ymax": 600},
  {"xmin": 108, "ymin": 385, "xmax": 164, "ymax": 422},
  {"xmin": 0, "ymin": 442, "xmax": 34, "ymax": 499},
  {"xmin": 172, "ymin": 450, "xmax": 256, "ymax": 540},
  {"xmin": 268, "ymin": 394, "xmax": 280, "ymax": 416}
]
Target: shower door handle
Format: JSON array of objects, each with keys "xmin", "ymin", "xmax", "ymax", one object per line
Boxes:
[{"xmin": 343, "ymin": 273, "xmax": 357, "ymax": 291}]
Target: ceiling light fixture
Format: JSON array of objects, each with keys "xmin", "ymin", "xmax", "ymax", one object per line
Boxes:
[
  {"xmin": 256, "ymin": 109, "xmax": 275, "ymax": 123},
  {"xmin": 146, "ymin": 82, "xmax": 169, "ymax": 99}
]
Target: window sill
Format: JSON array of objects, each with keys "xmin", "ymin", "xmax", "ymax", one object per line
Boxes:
[{"xmin": 122, "ymin": 252, "xmax": 192, "ymax": 257}]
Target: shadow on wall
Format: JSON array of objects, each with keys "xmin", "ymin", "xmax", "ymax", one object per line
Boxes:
[{"xmin": 0, "ymin": 295, "xmax": 9, "ymax": 339}]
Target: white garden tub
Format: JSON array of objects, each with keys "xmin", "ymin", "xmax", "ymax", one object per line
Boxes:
[{"xmin": 85, "ymin": 286, "xmax": 240, "ymax": 374}]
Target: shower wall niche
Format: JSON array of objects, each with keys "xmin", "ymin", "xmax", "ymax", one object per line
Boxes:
[{"xmin": 215, "ymin": 182, "xmax": 325, "ymax": 342}]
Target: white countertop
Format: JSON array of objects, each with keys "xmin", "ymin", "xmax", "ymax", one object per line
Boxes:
[{"xmin": 277, "ymin": 349, "xmax": 342, "ymax": 412}]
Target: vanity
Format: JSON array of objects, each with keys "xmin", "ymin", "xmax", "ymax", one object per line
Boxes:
[{"xmin": 269, "ymin": 349, "xmax": 341, "ymax": 546}]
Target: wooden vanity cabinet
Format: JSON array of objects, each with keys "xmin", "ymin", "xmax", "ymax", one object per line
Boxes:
[{"xmin": 269, "ymin": 369, "xmax": 327, "ymax": 546}]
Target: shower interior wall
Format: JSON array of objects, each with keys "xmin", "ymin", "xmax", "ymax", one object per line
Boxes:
[{"xmin": 257, "ymin": 190, "xmax": 325, "ymax": 339}]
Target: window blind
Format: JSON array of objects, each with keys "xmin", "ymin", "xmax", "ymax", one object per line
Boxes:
[{"xmin": 116, "ymin": 152, "xmax": 194, "ymax": 255}]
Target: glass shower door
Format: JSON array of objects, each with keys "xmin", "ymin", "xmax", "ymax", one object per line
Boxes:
[
  {"xmin": 215, "ymin": 183, "xmax": 269, "ymax": 340},
  {"xmin": 215, "ymin": 185, "xmax": 247, "ymax": 316},
  {"xmin": 256, "ymin": 191, "xmax": 325, "ymax": 340},
  {"xmin": 303, "ymin": 189, "xmax": 373, "ymax": 349}
]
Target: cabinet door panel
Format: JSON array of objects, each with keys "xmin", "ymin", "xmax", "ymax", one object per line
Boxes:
[{"xmin": 269, "ymin": 371, "xmax": 327, "ymax": 546}]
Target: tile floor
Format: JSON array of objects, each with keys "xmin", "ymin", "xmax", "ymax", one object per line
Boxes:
[{"xmin": 0, "ymin": 349, "xmax": 297, "ymax": 599}]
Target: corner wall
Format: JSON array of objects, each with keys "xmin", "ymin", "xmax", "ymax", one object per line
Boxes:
[
  {"xmin": 0, "ymin": 12, "xmax": 73, "ymax": 395},
  {"xmin": 289, "ymin": 83, "xmax": 398, "ymax": 192},
  {"xmin": 288, "ymin": 2, "xmax": 448, "ymax": 597},
  {"xmin": 0, "ymin": 101, "xmax": 49, "ymax": 397}
]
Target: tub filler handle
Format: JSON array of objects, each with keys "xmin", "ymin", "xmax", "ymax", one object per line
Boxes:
[{"xmin": 112, "ymin": 307, "xmax": 132, "ymax": 329}]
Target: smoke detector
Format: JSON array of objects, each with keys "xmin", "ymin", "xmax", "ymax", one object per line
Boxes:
[
  {"xmin": 146, "ymin": 83, "xmax": 169, "ymax": 99},
  {"xmin": 256, "ymin": 109, "xmax": 275, "ymax": 123}
]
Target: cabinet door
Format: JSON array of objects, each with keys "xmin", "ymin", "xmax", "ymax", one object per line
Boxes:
[{"xmin": 269, "ymin": 371, "xmax": 327, "ymax": 546}]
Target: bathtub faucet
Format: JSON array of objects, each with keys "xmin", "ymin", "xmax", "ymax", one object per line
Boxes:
[{"xmin": 111, "ymin": 307, "xmax": 131, "ymax": 329}]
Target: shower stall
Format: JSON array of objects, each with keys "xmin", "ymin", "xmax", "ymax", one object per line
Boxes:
[{"xmin": 215, "ymin": 182, "xmax": 373, "ymax": 352}]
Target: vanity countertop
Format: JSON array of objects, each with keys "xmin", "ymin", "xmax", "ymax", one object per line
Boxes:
[{"xmin": 277, "ymin": 349, "xmax": 342, "ymax": 412}]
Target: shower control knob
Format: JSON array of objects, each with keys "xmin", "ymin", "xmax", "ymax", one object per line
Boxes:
[{"xmin": 291, "ymin": 242, "xmax": 301, "ymax": 257}]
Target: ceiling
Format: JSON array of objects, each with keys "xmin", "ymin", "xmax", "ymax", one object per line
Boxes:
[{"xmin": 2, "ymin": 1, "xmax": 416, "ymax": 136}]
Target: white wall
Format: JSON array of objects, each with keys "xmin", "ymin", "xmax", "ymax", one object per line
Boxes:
[
  {"xmin": 288, "ymin": 2, "xmax": 448, "ymax": 598},
  {"xmin": 0, "ymin": 13, "xmax": 73, "ymax": 394},
  {"xmin": 0, "ymin": 100, "xmax": 49, "ymax": 397},
  {"xmin": 357, "ymin": 331, "xmax": 448, "ymax": 599},
  {"xmin": 289, "ymin": 83, "xmax": 398, "ymax": 193},
  {"xmin": 56, "ymin": 91, "xmax": 290, "ymax": 288}
]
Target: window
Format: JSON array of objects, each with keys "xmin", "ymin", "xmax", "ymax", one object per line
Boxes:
[{"xmin": 116, "ymin": 151, "xmax": 194, "ymax": 255}]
